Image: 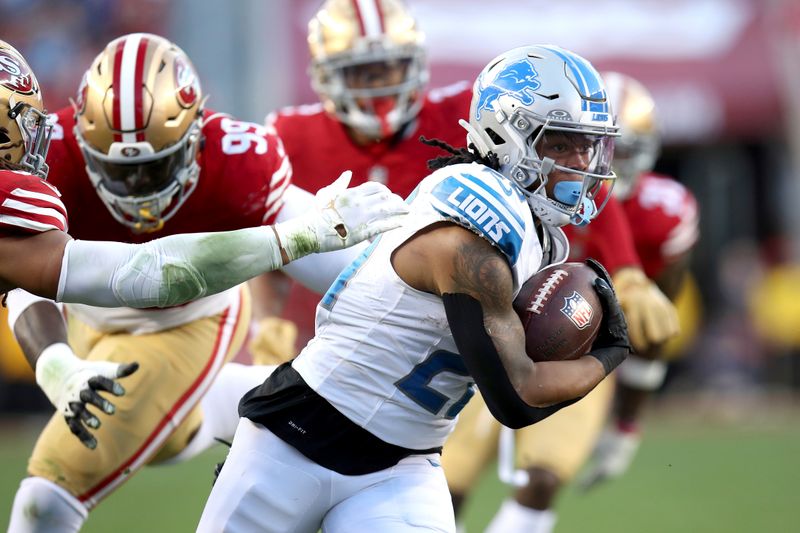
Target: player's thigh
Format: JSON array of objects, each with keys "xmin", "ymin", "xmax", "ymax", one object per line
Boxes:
[
  {"xmin": 516, "ymin": 375, "xmax": 615, "ymax": 481},
  {"xmin": 197, "ymin": 419, "xmax": 328, "ymax": 533},
  {"xmin": 441, "ymin": 393, "xmax": 500, "ymax": 493},
  {"xmin": 29, "ymin": 294, "xmax": 250, "ymax": 507},
  {"xmin": 323, "ymin": 454, "xmax": 455, "ymax": 533}
]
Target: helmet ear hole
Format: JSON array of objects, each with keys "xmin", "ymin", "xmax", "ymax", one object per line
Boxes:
[{"xmin": 485, "ymin": 128, "xmax": 505, "ymax": 146}]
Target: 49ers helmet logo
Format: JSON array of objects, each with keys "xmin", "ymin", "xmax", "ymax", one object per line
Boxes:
[
  {"xmin": 174, "ymin": 56, "xmax": 198, "ymax": 108},
  {"xmin": 0, "ymin": 50, "xmax": 36, "ymax": 95}
]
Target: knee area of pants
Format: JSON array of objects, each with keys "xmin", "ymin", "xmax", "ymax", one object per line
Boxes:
[{"xmin": 15, "ymin": 477, "xmax": 87, "ymax": 519}]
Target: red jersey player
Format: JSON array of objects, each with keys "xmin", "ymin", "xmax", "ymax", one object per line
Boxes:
[
  {"xmin": 263, "ymin": 0, "xmax": 677, "ymax": 361},
  {"xmin": 5, "ymin": 34, "xmax": 409, "ymax": 532}
]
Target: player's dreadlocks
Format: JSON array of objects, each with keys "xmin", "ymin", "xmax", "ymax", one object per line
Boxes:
[{"xmin": 420, "ymin": 136, "xmax": 501, "ymax": 172}]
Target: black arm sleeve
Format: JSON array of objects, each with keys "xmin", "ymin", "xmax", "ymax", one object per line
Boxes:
[{"xmin": 442, "ymin": 292, "xmax": 577, "ymax": 429}]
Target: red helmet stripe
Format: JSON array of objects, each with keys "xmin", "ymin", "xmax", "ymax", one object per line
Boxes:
[
  {"xmin": 133, "ymin": 36, "xmax": 148, "ymax": 142},
  {"xmin": 111, "ymin": 39, "xmax": 125, "ymax": 142},
  {"xmin": 352, "ymin": 0, "xmax": 385, "ymax": 38},
  {"xmin": 351, "ymin": 0, "xmax": 367, "ymax": 37},
  {"xmin": 117, "ymin": 34, "xmax": 146, "ymax": 144}
]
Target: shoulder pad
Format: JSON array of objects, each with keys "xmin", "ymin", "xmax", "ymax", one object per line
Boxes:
[{"xmin": 426, "ymin": 164, "xmax": 529, "ymax": 265}]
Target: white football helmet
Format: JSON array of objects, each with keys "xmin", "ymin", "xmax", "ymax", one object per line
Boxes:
[
  {"xmin": 0, "ymin": 40, "xmax": 51, "ymax": 179},
  {"xmin": 464, "ymin": 45, "xmax": 619, "ymax": 227},
  {"xmin": 602, "ymin": 71, "xmax": 660, "ymax": 200},
  {"xmin": 308, "ymin": 0, "xmax": 428, "ymax": 139},
  {"xmin": 74, "ymin": 33, "xmax": 203, "ymax": 233}
]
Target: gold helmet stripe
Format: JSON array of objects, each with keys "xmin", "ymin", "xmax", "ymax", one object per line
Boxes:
[
  {"xmin": 353, "ymin": 0, "xmax": 385, "ymax": 38},
  {"xmin": 111, "ymin": 33, "xmax": 150, "ymax": 143}
]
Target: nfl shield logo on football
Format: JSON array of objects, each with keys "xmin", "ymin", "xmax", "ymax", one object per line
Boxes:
[{"xmin": 560, "ymin": 291, "xmax": 593, "ymax": 330}]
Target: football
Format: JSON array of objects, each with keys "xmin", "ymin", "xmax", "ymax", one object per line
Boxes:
[{"xmin": 513, "ymin": 262, "xmax": 603, "ymax": 362}]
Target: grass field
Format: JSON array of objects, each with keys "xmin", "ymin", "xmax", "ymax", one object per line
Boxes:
[{"xmin": 1, "ymin": 395, "xmax": 798, "ymax": 532}]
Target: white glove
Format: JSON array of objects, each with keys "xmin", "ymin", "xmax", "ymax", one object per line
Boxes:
[
  {"xmin": 274, "ymin": 171, "xmax": 409, "ymax": 260},
  {"xmin": 577, "ymin": 422, "xmax": 641, "ymax": 491},
  {"xmin": 36, "ymin": 343, "xmax": 139, "ymax": 449},
  {"xmin": 612, "ymin": 267, "xmax": 680, "ymax": 353}
]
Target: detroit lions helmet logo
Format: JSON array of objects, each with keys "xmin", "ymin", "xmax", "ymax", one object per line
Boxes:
[{"xmin": 475, "ymin": 59, "xmax": 540, "ymax": 120}]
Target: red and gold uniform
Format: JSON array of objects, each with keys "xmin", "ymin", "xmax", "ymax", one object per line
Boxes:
[
  {"xmin": 270, "ymin": 82, "xmax": 471, "ymax": 347},
  {"xmin": 0, "ymin": 171, "xmax": 69, "ymax": 380},
  {"xmin": 27, "ymin": 107, "xmax": 289, "ymax": 508},
  {"xmin": 0, "ymin": 170, "xmax": 68, "ymax": 235}
]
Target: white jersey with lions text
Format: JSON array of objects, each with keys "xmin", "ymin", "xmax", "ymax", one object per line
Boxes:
[{"xmin": 292, "ymin": 163, "xmax": 549, "ymax": 450}]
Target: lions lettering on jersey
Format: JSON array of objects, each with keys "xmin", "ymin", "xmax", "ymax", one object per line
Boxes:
[{"xmin": 430, "ymin": 170, "xmax": 526, "ymax": 266}]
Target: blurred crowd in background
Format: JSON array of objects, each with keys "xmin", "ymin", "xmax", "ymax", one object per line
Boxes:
[{"xmin": 1, "ymin": 0, "xmax": 799, "ymax": 412}]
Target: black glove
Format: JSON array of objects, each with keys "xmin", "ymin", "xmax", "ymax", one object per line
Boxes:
[{"xmin": 586, "ymin": 260, "xmax": 632, "ymax": 374}]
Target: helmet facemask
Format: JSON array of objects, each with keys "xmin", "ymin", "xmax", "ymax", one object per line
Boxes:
[
  {"xmin": 516, "ymin": 120, "xmax": 616, "ymax": 227},
  {"xmin": 77, "ymin": 119, "xmax": 201, "ymax": 233},
  {"xmin": 74, "ymin": 33, "xmax": 205, "ymax": 233},
  {"xmin": 0, "ymin": 40, "xmax": 52, "ymax": 179},
  {"xmin": 0, "ymin": 98, "xmax": 52, "ymax": 178},
  {"xmin": 311, "ymin": 43, "xmax": 427, "ymax": 139}
]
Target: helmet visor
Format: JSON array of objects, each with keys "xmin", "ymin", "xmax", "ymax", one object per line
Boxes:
[
  {"xmin": 534, "ymin": 129, "xmax": 615, "ymax": 178},
  {"xmin": 87, "ymin": 147, "xmax": 187, "ymax": 198}
]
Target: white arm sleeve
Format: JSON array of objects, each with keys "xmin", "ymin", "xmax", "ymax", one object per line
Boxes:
[
  {"xmin": 277, "ymin": 184, "xmax": 367, "ymax": 294},
  {"xmin": 57, "ymin": 226, "xmax": 284, "ymax": 308}
]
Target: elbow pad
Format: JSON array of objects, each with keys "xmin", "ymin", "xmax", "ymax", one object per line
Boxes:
[
  {"xmin": 57, "ymin": 239, "xmax": 205, "ymax": 308},
  {"xmin": 442, "ymin": 292, "xmax": 575, "ymax": 429}
]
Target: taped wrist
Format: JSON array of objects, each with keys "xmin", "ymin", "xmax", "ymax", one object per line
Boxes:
[
  {"xmin": 442, "ymin": 292, "xmax": 575, "ymax": 429},
  {"xmin": 6, "ymin": 289, "xmax": 60, "ymax": 332},
  {"xmin": 35, "ymin": 342, "xmax": 76, "ymax": 406},
  {"xmin": 272, "ymin": 216, "xmax": 321, "ymax": 262},
  {"xmin": 616, "ymin": 355, "xmax": 667, "ymax": 390},
  {"xmin": 588, "ymin": 345, "xmax": 629, "ymax": 376}
]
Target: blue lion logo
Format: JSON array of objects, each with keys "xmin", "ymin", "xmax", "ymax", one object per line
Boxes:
[{"xmin": 475, "ymin": 59, "xmax": 541, "ymax": 120}]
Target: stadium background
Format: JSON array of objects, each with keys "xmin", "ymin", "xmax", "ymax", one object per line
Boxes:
[{"xmin": 1, "ymin": 0, "xmax": 799, "ymax": 531}]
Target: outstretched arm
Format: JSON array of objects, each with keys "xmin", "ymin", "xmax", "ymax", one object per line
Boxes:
[{"xmin": 58, "ymin": 173, "xmax": 408, "ymax": 308}]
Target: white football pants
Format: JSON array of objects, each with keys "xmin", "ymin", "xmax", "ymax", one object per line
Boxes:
[{"xmin": 196, "ymin": 418, "xmax": 455, "ymax": 533}]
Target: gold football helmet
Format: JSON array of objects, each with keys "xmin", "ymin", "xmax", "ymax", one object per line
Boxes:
[
  {"xmin": 74, "ymin": 33, "xmax": 203, "ymax": 232},
  {"xmin": 0, "ymin": 40, "xmax": 51, "ymax": 179},
  {"xmin": 602, "ymin": 71, "xmax": 660, "ymax": 199},
  {"xmin": 308, "ymin": 0, "xmax": 428, "ymax": 139}
]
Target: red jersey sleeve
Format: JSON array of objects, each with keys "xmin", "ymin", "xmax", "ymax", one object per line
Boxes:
[
  {"xmin": 563, "ymin": 194, "xmax": 641, "ymax": 273},
  {"xmin": 0, "ymin": 170, "xmax": 68, "ymax": 236},
  {"xmin": 623, "ymin": 174, "xmax": 699, "ymax": 278}
]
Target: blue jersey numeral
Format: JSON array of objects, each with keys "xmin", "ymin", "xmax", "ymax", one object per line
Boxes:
[{"xmin": 395, "ymin": 350, "xmax": 475, "ymax": 419}]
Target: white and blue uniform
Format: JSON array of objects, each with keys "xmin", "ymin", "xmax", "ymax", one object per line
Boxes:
[
  {"xmin": 295, "ymin": 163, "xmax": 548, "ymax": 449},
  {"xmin": 197, "ymin": 163, "xmax": 567, "ymax": 533}
]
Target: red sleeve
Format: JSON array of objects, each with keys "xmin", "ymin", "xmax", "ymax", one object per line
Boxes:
[
  {"xmin": 623, "ymin": 174, "xmax": 699, "ymax": 278},
  {"xmin": 563, "ymin": 195, "xmax": 641, "ymax": 273},
  {"xmin": 0, "ymin": 170, "xmax": 68, "ymax": 236}
]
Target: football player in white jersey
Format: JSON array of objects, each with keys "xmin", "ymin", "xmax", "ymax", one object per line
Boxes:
[
  {"xmin": 0, "ymin": 39, "xmax": 409, "ymax": 533},
  {"xmin": 197, "ymin": 45, "xmax": 632, "ymax": 533}
]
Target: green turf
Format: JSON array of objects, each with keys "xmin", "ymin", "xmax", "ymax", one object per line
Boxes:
[{"xmin": 1, "ymin": 407, "xmax": 799, "ymax": 532}]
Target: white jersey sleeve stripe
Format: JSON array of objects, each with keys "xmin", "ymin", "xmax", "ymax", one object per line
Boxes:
[
  {"xmin": 2, "ymin": 198, "xmax": 67, "ymax": 227},
  {"xmin": 0, "ymin": 214, "xmax": 60, "ymax": 232},
  {"xmin": 662, "ymin": 205, "xmax": 699, "ymax": 258},
  {"xmin": 11, "ymin": 187, "xmax": 67, "ymax": 211}
]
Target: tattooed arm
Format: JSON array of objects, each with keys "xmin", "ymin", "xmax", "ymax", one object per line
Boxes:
[{"xmin": 393, "ymin": 223, "xmax": 605, "ymax": 411}]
